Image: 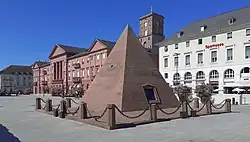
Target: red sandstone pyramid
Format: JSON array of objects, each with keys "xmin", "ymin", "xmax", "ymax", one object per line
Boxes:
[{"xmin": 83, "ymin": 25, "xmax": 179, "ymax": 112}]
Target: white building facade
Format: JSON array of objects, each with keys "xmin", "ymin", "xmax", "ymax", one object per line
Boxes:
[{"xmin": 158, "ymin": 6, "xmax": 250, "ymax": 95}]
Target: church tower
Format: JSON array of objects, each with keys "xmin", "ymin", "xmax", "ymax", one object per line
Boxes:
[{"xmin": 139, "ymin": 8, "xmax": 165, "ymax": 53}]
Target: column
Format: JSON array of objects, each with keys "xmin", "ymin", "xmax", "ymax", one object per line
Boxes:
[
  {"xmin": 54, "ymin": 63, "xmax": 56, "ymax": 80},
  {"xmin": 60, "ymin": 61, "xmax": 63, "ymax": 79},
  {"xmin": 57, "ymin": 62, "xmax": 59, "ymax": 80}
]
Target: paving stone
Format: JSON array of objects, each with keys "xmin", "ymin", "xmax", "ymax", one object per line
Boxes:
[{"xmin": 0, "ymin": 95, "xmax": 250, "ymax": 142}]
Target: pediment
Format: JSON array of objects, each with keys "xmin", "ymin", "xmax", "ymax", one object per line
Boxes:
[
  {"xmin": 88, "ymin": 40, "xmax": 107, "ymax": 52},
  {"xmin": 49, "ymin": 45, "xmax": 66, "ymax": 59}
]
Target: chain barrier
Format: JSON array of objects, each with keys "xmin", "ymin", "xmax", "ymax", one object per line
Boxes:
[
  {"xmin": 52, "ymin": 104, "xmax": 60, "ymax": 111},
  {"xmin": 187, "ymin": 103, "xmax": 194, "ymax": 111},
  {"xmin": 42, "ymin": 104, "xmax": 47, "ymax": 110},
  {"xmin": 67, "ymin": 106, "xmax": 80, "ymax": 116},
  {"xmin": 213, "ymin": 100, "xmax": 226, "ymax": 107},
  {"xmin": 156, "ymin": 104, "xmax": 182, "ymax": 115},
  {"xmin": 86, "ymin": 107, "xmax": 108, "ymax": 120},
  {"xmin": 196, "ymin": 103, "xmax": 206, "ymax": 112},
  {"xmin": 70, "ymin": 98, "xmax": 79, "ymax": 105},
  {"xmin": 115, "ymin": 106, "xmax": 149, "ymax": 119},
  {"xmin": 40, "ymin": 98, "xmax": 46, "ymax": 103},
  {"xmin": 211, "ymin": 101, "xmax": 226, "ymax": 109}
]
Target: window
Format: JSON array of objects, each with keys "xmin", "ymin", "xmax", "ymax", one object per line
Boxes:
[
  {"xmin": 196, "ymin": 71, "xmax": 205, "ymax": 80},
  {"xmin": 186, "ymin": 41, "xmax": 190, "ymax": 47},
  {"xmin": 87, "ymin": 69, "xmax": 90, "ymax": 76},
  {"xmin": 82, "ymin": 59, "xmax": 84, "ymax": 64},
  {"xmin": 245, "ymin": 46, "xmax": 250, "ymax": 59},
  {"xmin": 175, "ymin": 44, "xmax": 178, "ymax": 49},
  {"xmin": 211, "ymin": 51, "xmax": 217, "ymax": 63},
  {"xmin": 97, "ymin": 54, "xmax": 100, "ymax": 60},
  {"xmin": 174, "ymin": 56, "xmax": 179, "ymax": 67},
  {"xmin": 184, "ymin": 72, "xmax": 192, "ymax": 84},
  {"xmin": 227, "ymin": 48, "xmax": 233, "ymax": 61},
  {"xmin": 185, "ymin": 55, "xmax": 190, "ymax": 66},
  {"xmin": 77, "ymin": 60, "xmax": 79, "ymax": 63},
  {"xmin": 200, "ymin": 26, "xmax": 206, "ymax": 32},
  {"xmin": 173, "ymin": 73, "xmax": 180, "ymax": 86},
  {"xmin": 164, "ymin": 73, "xmax": 168, "ymax": 79},
  {"xmin": 198, "ymin": 39, "xmax": 203, "ymax": 45},
  {"xmin": 246, "ymin": 29, "xmax": 250, "ymax": 36},
  {"xmin": 82, "ymin": 70, "xmax": 85, "ymax": 77},
  {"xmin": 210, "ymin": 70, "xmax": 219, "ymax": 79},
  {"xmin": 68, "ymin": 62, "xmax": 70, "ymax": 67},
  {"xmin": 224, "ymin": 69, "xmax": 234, "ymax": 79},
  {"xmin": 148, "ymin": 37, "xmax": 150, "ymax": 40},
  {"xmin": 72, "ymin": 71, "xmax": 75, "ymax": 77},
  {"xmin": 77, "ymin": 71, "xmax": 80, "ymax": 77},
  {"xmin": 197, "ymin": 53, "xmax": 203, "ymax": 64},
  {"xmin": 145, "ymin": 30, "xmax": 148, "ymax": 36},
  {"xmin": 212, "ymin": 36, "xmax": 216, "ymax": 42},
  {"xmin": 144, "ymin": 22, "xmax": 147, "ymax": 27},
  {"xmin": 227, "ymin": 32, "xmax": 232, "ymax": 39},
  {"xmin": 164, "ymin": 46, "xmax": 168, "ymax": 52},
  {"xmin": 228, "ymin": 18, "xmax": 236, "ymax": 25},
  {"xmin": 103, "ymin": 53, "xmax": 106, "ymax": 59},
  {"xmin": 164, "ymin": 58, "xmax": 168, "ymax": 67}
]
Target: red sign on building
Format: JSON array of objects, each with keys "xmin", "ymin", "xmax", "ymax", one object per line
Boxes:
[{"xmin": 205, "ymin": 43, "xmax": 224, "ymax": 49}]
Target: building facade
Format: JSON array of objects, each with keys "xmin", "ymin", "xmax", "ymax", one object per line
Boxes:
[
  {"xmin": 0, "ymin": 65, "xmax": 33, "ymax": 93},
  {"xmin": 32, "ymin": 39, "xmax": 114, "ymax": 95},
  {"xmin": 158, "ymin": 6, "xmax": 250, "ymax": 94}
]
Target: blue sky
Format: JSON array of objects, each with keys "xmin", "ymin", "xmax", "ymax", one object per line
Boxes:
[{"xmin": 0, "ymin": 0, "xmax": 249, "ymax": 70}]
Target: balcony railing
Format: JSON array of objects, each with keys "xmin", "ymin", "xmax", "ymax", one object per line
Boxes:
[
  {"xmin": 42, "ymin": 81, "xmax": 48, "ymax": 85},
  {"xmin": 73, "ymin": 63, "xmax": 81, "ymax": 69},
  {"xmin": 73, "ymin": 77, "xmax": 82, "ymax": 84}
]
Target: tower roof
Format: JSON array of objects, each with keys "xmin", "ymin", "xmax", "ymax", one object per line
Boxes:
[{"xmin": 83, "ymin": 24, "xmax": 178, "ymax": 112}]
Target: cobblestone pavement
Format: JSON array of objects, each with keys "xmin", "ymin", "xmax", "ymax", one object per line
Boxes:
[{"xmin": 0, "ymin": 95, "xmax": 250, "ymax": 142}]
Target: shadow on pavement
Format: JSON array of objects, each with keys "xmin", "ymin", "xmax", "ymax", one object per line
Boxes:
[{"xmin": 0, "ymin": 124, "xmax": 21, "ymax": 142}]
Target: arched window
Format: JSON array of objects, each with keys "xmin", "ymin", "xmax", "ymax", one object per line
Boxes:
[
  {"xmin": 224, "ymin": 69, "xmax": 234, "ymax": 79},
  {"xmin": 196, "ymin": 71, "xmax": 205, "ymax": 80},
  {"xmin": 184, "ymin": 72, "xmax": 192, "ymax": 84},
  {"xmin": 240, "ymin": 67, "xmax": 250, "ymax": 78},
  {"xmin": 209, "ymin": 70, "xmax": 219, "ymax": 79},
  {"xmin": 173, "ymin": 73, "xmax": 181, "ymax": 86}
]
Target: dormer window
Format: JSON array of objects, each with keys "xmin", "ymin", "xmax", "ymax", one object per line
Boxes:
[
  {"xmin": 228, "ymin": 17, "xmax": 236, "ymax": 25},
  {"xmin": 200, "ymin": 25, "xmax": 207, "ymax": 32},
  {"xmin": 177, "ymin": 31, "xmax": 184, "ymax": 38},
  {"xmin": 164, "ymin": 46, "xmax": 168, "ymax": 52}
]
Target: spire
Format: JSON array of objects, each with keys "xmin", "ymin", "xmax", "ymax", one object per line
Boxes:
[{"xmin": 150, "ymin": 6, "xmax": 153, "ymax": 13}]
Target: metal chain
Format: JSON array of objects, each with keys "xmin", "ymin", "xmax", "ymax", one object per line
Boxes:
[
  {"xmin": 187, "ymin": 103, "xmax": 194, "ymax": 111},
  {"xmin": 213, "ymin": 100, "xmax": 226, "ymax": 107},
  {"xmin": 42, "ymin": 104, "xmax": 47, "ymax": 110},
  {"xmin": 86, "ymin": 107, "xmax": 108, "ymax": 120},
  {"xmin": 52, "ymin": 104, "xmax": 60, "ymax": 111},
  {"xmin": 196, "ymin": 103, "xmax": 206, "ymax": 112},
  {"xmin": 67, "ymin": 106, "xmax": 80, "ymax": 116},
  {"xmin": 70, "ymin": 98, "xmax": 79, "ymax": 105},
  {"xmin": 115, "ymin": 106, "xmax": 149, "ymax": 119},
  {"xmin": 40, "ymin": 98, "xmax": 46, "ymax": 103},
  {"xmin": 157, "ymin": 104, "xmax": 182, "ymax": 115},
  {"xmin": 211, "ymin": 102, "xmax": 226, "ymax": 109}
]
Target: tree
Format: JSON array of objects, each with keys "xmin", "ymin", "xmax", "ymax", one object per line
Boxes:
[
  {"xmin": 71, "ymin": 84, "xmax": 84, "ymax": 98},
  {"xmin": 173, "ymin": 84, "xmax": 192, "ymax": 103},
  {"xmin": 195, "ymin": 83, "xmax": 213, "ymax": 104}
]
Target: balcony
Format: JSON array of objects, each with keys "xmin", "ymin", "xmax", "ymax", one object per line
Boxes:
[
  {"xmin": 73, "ymin": 63, "xmax": 81, "ymax": 69},
  {"xmin": 73, "ymin": 77, "xmax": 82, "ymax": 84},
  {"xmin": 42, "ymin": 81, "xmax": 48, "ymax": 85},
  {"xmin": 43, "ymin": 70, "xmax": 47, "ymax": 75},
  {"xmin": 34, "ymin": 82, "xmax": 38, "ymax": 86}
]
